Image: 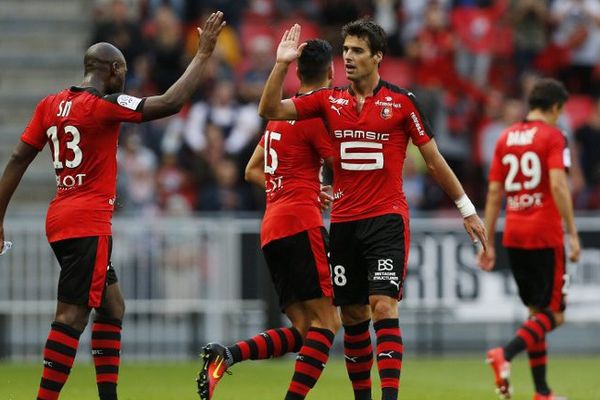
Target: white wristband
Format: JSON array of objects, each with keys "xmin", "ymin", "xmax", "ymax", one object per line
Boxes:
[{"xmin": 455, "ymin": 194, "xmax": 476, "ymax": 218}]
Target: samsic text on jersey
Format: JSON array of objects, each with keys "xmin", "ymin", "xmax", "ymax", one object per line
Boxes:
[
  {"xmin": 489, "ymin": 120, "xmax": 569, "ymax": 248},
  {"xmin": 259, "ymin": 114, "xmax": 333, "ymax": 247},
  {"xmin": 20, "ymin": 87, "xmax": 145, "ymax": 242},
  {"xmin": 292, "ymin": 80, "xmax": 433, "ymax": 222}
]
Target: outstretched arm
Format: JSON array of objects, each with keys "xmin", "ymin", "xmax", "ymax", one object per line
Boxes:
[
  {"xmin": 418, "ymin": 139, "xmax": 488, "ymax": 249},
  {"xmin": 141, "ymin": 12, "xmax": 225, "ymax": 121},
  {"xmin": 0, "ymin": 141, "xmax": 39, "ymax": 249},
  {"xmin": 258, "ymin": 24, "xmax": 303, "ymax": 120}
]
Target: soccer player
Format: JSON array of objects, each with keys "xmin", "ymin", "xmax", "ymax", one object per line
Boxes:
[
  {"xmin": 0, "ymin": 12, "xmax": 225, "ymax": 400},
  {"xmin": 259, "ymin": 22, "xmax": 487, "ymax": 400},
  {"xmin": 196, "ymin": 39, "xmax": 341, "ymax": 400},
  {"xmin": 477, "ymin": 78, "xmax": 580, "ymax": 400}
]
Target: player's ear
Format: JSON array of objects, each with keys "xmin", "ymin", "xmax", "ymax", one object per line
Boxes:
[
  {"xmin": 110, "ymin": 61, "xmax": 119, "ymax": 76},
  {"xmin": 374, "ymin": 51, "xmax": 383, "ymax": 65}
]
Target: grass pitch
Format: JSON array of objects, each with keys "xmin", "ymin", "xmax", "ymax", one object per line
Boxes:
[{"xmin": 1, "ymin": 356, "xmax": 598, "ymax": 400}]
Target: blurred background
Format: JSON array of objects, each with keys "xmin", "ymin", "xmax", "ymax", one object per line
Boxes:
[{"xmin": 0, "ymin": 0, "xmax": 599, "ymax": 361}]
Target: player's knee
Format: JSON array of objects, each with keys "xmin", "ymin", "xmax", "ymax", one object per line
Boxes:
[
  {"xmin": 55, "ymin": 307, "xmax": 91, "ymax": 332},
  {"xmin": 370, "ymin": 298, "xmax": 398, "ymax": 321},
  {"xmin": 553, "ymin": 311, "xmax": 565, "ymax": 326},
  {"xmin": 311, "ymin": 310, "xmax": 341, "ymax": 334},
  {"xmin": 341, "ymin": 305, "xmax": 370, "ymax": 326}
]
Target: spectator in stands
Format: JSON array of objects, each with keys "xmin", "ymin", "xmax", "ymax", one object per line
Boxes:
[
  {"xmin": 184, "ymin": 80, "xmax": 261, "ymax": 156},
  {"xmin": 551, "ymin": 0, "xmax": 600, "ymax": 95},
  {"xmin": 91, "ymin": 0, "xmax": 145, "ymax": 75},
  {"xmin": 574, "ymin": 97, "xmax": 600, "ymax": 208},
  {"xmin": 145, "ymin": 5, "xmax": 186, "ymax": 93},
  {"xmin": 156, "ymin": 152, "xmax": 195, "ymax": 214},
  {"xmin": 117, "ymin": 129, "xmax": 158, "ymax": 215},
  {"xmin": 510, "ymin": 0, "xmax": 549, "ymax": 78},
  {"xmin": 197, "ymin": 157, "xmax": 255, "ymax": 211},
  {"xmin": 238, "ymin": 35, "xmax": 275, "ymax": 103}
]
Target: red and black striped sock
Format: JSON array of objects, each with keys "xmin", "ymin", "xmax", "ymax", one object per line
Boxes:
[
  {"xmin": 92, "ymin": 317, "xmax": 122, "ymax": 400},
  {"xmin": 228, "ymin": 327, "xmax": 303, "ymax": 365},
  {"xmin": 504, "ymin": 310, "xmax": 556, "ymax": 361},
  {"xmin": 285, "ymin": 327, "xmax": 335, "ymax": 400},
  {"xmin": 36, "ymin": 322, "xmax": 82, "ymax": 400},
  {"xmin": 528, "ymin": 339, "xmax": 551, "ymax": 395},
  {"xmin": 343, "ymin": 320, "xmax": 373, "ymax": 400},
  {"xmin": 374, "ymin": 319, "xmax": 403, "ymax": 400}
]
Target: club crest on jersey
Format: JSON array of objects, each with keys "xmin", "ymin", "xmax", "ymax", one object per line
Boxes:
[{"xmin": 380, "ymin": 107, "xmax": 392, "ymax": 119}]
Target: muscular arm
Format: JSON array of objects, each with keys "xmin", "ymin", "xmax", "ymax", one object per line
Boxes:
[
  {"xmin": 257, "ymin": 25, "xmax": 304, "ymax": 120},
  {"xmin": 419, "ymin": 139, "xmax": 488, "ymax": 248},
  {"xmin": 0, "ymin": 141, "xmax": 39, "ymax": 247},
  {"xmin": 141, "ymin": 12, "xmax": 225, "ymax": 121},
  {"xmin": 550, "ymin": 168, "xmax": 580, "ymax": 261},
  {"xmin": 244, "ymin": 144, "xmax": 266, "ymax": 189},
  {"xmin": 419, "ymin": 139, "xmax": 467, "ymax": 201}
]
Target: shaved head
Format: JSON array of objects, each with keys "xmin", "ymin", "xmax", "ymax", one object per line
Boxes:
[
  {"xmin": 82, "ymin": 42, "xmax": 128, "ymax": 94},
  {"xmin": 84, "ymin": 42, "xmax": 125, "ymax": 74}
]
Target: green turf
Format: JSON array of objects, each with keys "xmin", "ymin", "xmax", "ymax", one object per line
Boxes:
[{"xmin": 1, "ymin": 356, "xmax": 598, "ymax": 400}]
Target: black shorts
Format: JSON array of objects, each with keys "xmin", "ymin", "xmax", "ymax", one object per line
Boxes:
[
  {"xmin": 506, "ymin": 246, "xmax": 567, "ymax": 312},
  {"xmin": 262, "ymin": 227, "xmax": 332, "ymax": 312},
  {"xmin": 329, "ymin": 214, "xmax": 409, "ymax": 306},
  {"xmin": 50, "ymin": 236, "xmax": 117, "ymax": 308}
]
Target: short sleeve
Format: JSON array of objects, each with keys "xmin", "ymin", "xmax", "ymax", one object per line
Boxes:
[
  {"xmin": 547, "ymin": 130, "xmax": 568, "ymax": 170},
  {"xmin": 488, "ymin": 141, "xmax": 504, "ymax": 182},
  {"xmin": 20, "ymin": 98, "xmax": 49, "ymax": 151},
  {"xmin": 95, "ymin": 93, "xmax": 146, "ymax": 124},
  {"xmin": 292, "ymin": 89, "xmax": 328, "ymax": 120},
  {"xmin": 402, "ymin": 92, "xmax": 434, "ymax": 146},
  {"xmin": 259, "ymin": 134, "xmax": 265, "ymax": 147}
]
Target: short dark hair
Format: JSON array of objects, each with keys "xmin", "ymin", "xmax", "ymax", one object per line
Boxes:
[
  {"xmin": 341, "ymin": 18, "xmax": 387, "ymax": 56},
  {"xmin": 298, "ymin": 39, "xmax": 333, "ymax": 85},
  {"xmin": 528, "ymin": 78, "xmax": 569, "ymax": 111}
]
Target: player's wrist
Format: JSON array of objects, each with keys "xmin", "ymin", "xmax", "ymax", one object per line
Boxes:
[{"xmin": 455, "ymin": 194, "xmax": 476, "ymax": 218}]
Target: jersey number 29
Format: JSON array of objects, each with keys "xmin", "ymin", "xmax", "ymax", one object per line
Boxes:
[{"xmin": 502, "ymin": 151, "xmax": 541, "ymax": 192}]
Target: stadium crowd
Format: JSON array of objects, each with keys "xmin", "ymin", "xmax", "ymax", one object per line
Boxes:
[{"xmin": 90, "ymin": 0, "xmax": 600, "ymax": 215}]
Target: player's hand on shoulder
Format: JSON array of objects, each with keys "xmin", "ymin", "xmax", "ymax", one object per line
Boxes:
[
  {"xmin": 319, "ymin": 185, "xmax": 333, "ymax": 211},
  {"xmin": 476, "ymin": 246, "xmax": 496, "ymax": 272},
  {"xmin": 277, "ymin": 24, "xmax": 306, "ymax": 64},
  {"xmin": 196, "ymin": 11, "xmax": 226, "ymax": 57},
  {"xmin": 463, "ymin": 214, "xmax": 488, "ymax": 251},
  {"xmin": 568, "ymin": 233, "xmax": 581, "ymax": 262}
]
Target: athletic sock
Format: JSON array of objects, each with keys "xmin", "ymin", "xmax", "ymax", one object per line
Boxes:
[
  {"xmin": 504, "ymin": 310, "xmax": 556, "ymax": 361},
  {"xmin": 285, "ymin": 327, "xmax": 335, "ymax": 400},
  {"xmin": 528, "ymin": 339, "xmax": 551, "ymax": 395},
  {"xmin": 343, "ymin": 320, "xmax": 373, "ymax": 400},
  {"xmin": 36, "ymin": 322, "xmax": 82, "ymax": 400},
  {"xmin": 227, "ymin": 327, "xmax": 303, "ymax": 366},
  {"xmin": 374, "ymin": 319, "xmax": 403, "ymax": 400},
  {"xmin": 92, "ymin": 317, "xmax": 122, "ymax": 400}
]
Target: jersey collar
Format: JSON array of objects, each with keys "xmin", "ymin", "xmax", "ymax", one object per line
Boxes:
[
  {"xmin": 70, "ymin": 86, "xmax": 103, "ymax": 97},
  {"xmin": 347, "ymin": 79, "xmax": 384, "ymax": 97}
]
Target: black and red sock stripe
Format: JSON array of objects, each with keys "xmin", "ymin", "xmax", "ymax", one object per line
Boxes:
[
  {"xmin": 374, "ymin": 318, "xmax": 403, "ymax": 400},
  {"xmin": 343, "ymin": 320, "xmax": 373, "ymax": 400},
  {"xmin": 528, "ymin": 339, "xmax": 551, "ymax": 395},
  {"xmin": 229, "ymin": 327, "xmax": 303, "ymax": 364},
  {"xmin": 37, "ymin": 322, "xmax": 82, "ymax": 400},
  {"xmin": 285, "ymin": 327, "xmax": 335, "ymax": 400},
  {"xmin": 92, "ymin": 317, "xmax": 122, "ymax": 400},
  {"xmin": 504, "ymin": 310, "xmax": 556, "ymax": 361}
]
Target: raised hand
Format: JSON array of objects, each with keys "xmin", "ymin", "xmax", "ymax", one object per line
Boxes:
[
  {"xmin": 277, "ymin": 24, "xmax": 306, "ymax": 64},
  {"xmin": 197, "ymin": 11, "xmax": 226, "ymax": 57}
]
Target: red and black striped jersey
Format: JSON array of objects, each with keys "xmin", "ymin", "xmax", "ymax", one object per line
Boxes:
[
  {"xmin": 21, "ymin": 87, "xmax": 145, "ymax": 242},
  {"xmin": 292, "ymin": 80, "xmax": 433, "ymax": 222}
]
